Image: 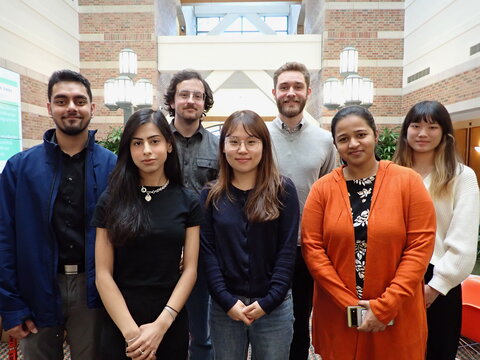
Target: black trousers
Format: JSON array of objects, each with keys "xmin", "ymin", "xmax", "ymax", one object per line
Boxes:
[
  {"xmin": 289, "ymin": 247, "xmax": 314, "ymax": 360},
  {"xmin": 100, "ymin": 287, "xmax": 189, "ymax": 360},
  {"xmin": 425, "ymin": 264, "xmax": 462, "ymax": 360}
]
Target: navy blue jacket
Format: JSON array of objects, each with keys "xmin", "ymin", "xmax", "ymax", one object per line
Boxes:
[
  {"xmin": 0, "ymin": 129, "xmax": 116, "ymax": 330},
  {"xmin": 200, "ymin": 177, "xmax": 299, "ymax": 314}
]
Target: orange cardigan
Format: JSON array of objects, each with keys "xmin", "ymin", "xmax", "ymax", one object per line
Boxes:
[{"xmin": 302, "ymin": 161, "xmax": 435, "ymax": 360}]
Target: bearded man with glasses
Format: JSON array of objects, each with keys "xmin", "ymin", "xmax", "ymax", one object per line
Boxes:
[{"xmin": 164, "ymin": 69, "xmax": 218, "ymax": 360}]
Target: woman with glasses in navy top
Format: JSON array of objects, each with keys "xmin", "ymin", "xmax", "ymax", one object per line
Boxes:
[{"xmin": 200, "ymin": 110, "xmax": 300, "ymax": 360}]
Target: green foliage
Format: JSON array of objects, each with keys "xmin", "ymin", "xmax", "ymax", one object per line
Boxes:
[
  {"xmin": 376, "ymin": 126, "xmax": 400, "ymax": 161},
  {"xmin": 478, "ymin": 228, "xmax": 480, "ymax": 259},
  {"xmin": 475, "ymin": 229, "xmax": 480, "ymax": 275},
  {"xmin": 98, "ymin": 126, "xmax": 123, "ymax": 155}
]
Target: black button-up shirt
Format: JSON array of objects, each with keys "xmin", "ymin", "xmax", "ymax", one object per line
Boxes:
[
  {"xmin": 170, "ymin": 122, "xmax": 219, "ymax": 195},
  {"xmin": 52, "ymin": 149, "xmax": 86, "ymax": 272}
]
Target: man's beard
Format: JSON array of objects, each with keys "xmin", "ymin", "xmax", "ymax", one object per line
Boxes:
[
  {"xmin": 179, "ymin": 106, "xmax": 202, "ymax": 123},
  {"xmin": 57, "ymin": 117, "xmax": 91, "ymax": 136},
  {"xmin": 61, "ymin": 125, "xmax": 89, "ymax": 136},
  {"xmin": 276, "ymin": 98, "xmax": 306, "ymax": 118},
  {"xmin": 181, "ymin": 114, "xmax": 200, "ymax": 123}
]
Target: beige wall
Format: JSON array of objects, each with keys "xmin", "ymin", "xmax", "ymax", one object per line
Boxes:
[
  {"xmin": 403, "ymin": 0, "xmax": 480, "ymax": 122},
  {"xmin": 0, "ymin": 0, "xmax": 80, "ymax": 74},
  {"xmin": 0, "ymin": 0, "xmax": 80, "ymax": 146}
]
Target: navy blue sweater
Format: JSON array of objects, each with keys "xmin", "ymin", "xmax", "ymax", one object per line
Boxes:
[{"xmin": 200, "ymin": 177, "xmax": 299, "ymax": 314}]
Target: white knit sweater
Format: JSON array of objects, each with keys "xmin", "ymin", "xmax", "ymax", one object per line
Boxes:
[{"xmin": 425, "ymin": 165, "xmax": 480, "ymax": 295}]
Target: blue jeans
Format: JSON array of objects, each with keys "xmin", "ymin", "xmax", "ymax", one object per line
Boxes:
[{"xmin": 210, "ymin": 291, "xmax": 294, "ymax": 360}]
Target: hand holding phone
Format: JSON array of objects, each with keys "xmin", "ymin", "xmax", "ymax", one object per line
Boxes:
[
  {"xmin": 354, "ymin": 300, "xmax": 394, "ymax": 332},
  {"xmin": 347, "ymin": 306, "xmax": 366, "ymax": 328}
]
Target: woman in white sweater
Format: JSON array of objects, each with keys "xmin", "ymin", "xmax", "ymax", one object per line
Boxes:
[{"xmin": 393, "ymin": 100, "xmax": 479, "ymax": 360}]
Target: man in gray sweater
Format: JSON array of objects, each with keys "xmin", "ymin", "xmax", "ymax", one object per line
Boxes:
[{"xmin": 267, "ymin": 62, "xmax": 336, "ymax": 360}]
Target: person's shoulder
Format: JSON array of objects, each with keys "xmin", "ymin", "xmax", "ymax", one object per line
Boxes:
[
  {"xmin": 309, "ymin": 167, "xmax": 340, "ymax": 191},
  {"xmin": 92, "ymin": 143, "xmax": 117, "ymax": 169},
  {"xmin": 303, "ymin": 121, "xmax": 333, "ymax": 140},
  {"xmin": 201, "ymin": 126, "xmax": 220, "ymax": 143},
  {"xmin": 266, "ymin": 118, "xmax": 281, "ymax": 130},
  {"xmin": 457, "ymin": 164, "xmax": 477, "ymax": 179},
  {"xmin": 455, "ymin": 164, "xmax": 479, "ymax": 189},
  {"xmin": 381, "ymin": 161, "xmax": 423, "ymax": 185},
  {"xmin": 383, "ymin": 161, "xmax": 412, "ymax": 175},
  {"xmin": 93, "ymin": 142, "xmax": 116, "ymax": 158},
  {"xmin": 280, "ymin": 175, "xmax": 296, "ymax": 191},
  {"xmin": 173, "ymin": 184, "xmax": 199, "ymax": 202},
  {"xmin": 97, "ymin": 187, "xmax": 111, "ymax": 204},
  {"xmin": 7, "ymin": 142, "xmax": 45, "ymax": 166},
  {"xmin": 319, "ymin": 166, "xmax": 339, "ymax": 183}
]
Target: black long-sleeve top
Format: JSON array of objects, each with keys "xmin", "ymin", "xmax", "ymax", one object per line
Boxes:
[{"xmin": 200, "ymin": 177, "xmax": 299, "ymax": 314}]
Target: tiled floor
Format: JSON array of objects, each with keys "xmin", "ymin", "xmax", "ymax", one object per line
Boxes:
[
  {"xmin": 457, "ymin": 337, "xmax": 480, "ymax": 360},
  {"xmin": 1, "ymin": 338, "xmax": 479, "ymax": 359},
  {"xmin": 0, "ymin": 341, "xmax": 70, "ymax": 359},
  {"xmin": 0, "ymin": 342, "xmax": 319, "ymax": 359}
]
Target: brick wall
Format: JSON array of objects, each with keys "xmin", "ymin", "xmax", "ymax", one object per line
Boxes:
[
  {"xmin": 403, "ymin": 67, "xmax": 480, "ymax": 114},
  {"xmin": 79, "ymin": 0, "xmax": 158, "ymax": 140},
  {"xmin": 22, "ymin": 112, "xmax": 52, "ymax": 141},
  {"xmin": 17, "ymin": 72, "xmax": 50, "ymax": 142},
  {"xmin": 321, "ymin": 0, "xmax": 405, "ymax": 125}
]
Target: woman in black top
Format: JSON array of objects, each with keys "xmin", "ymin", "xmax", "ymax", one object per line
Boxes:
[{"xmin": 93, "ymin": 109, "xmax": 201, "ymax": 359}]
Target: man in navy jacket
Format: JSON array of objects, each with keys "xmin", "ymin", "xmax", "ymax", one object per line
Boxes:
[{"xmin": 0, "ymin": 70, "xmax": 116, "ymax": 360}]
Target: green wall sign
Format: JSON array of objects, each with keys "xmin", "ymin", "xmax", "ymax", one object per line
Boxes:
[{"xmin": 0, "ymin": 67, "xmax": 22, "ymax": 173}]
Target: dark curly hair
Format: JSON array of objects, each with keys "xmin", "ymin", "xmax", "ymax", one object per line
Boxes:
[{"xmin": 164, "ymin": 70, "xmax": 214, "ymax": 118}]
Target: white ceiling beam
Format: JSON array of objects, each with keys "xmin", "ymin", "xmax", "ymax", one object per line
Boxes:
[
  {"xmin": 242, "ymin": 70, "xmax": 275, "ymax": 103},
  {"xmin": 208, "ymin": 13, "xmax": 239, "ymax": 35},
  {"xmin": 204, "ymin": 70, "xmax": 236, "ymax": 92},
  {"xmin": 244, "ymin": 13, "xmax": 276, "ymax": 34}
]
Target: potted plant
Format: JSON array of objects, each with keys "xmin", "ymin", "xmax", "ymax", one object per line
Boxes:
[
  {"xmin": 98, "ymin": 126, "xmax": 123, "ymax": 155},
  {"xmin": 376, "ymin": 126, "xmax": 400, "ymax": 160}
]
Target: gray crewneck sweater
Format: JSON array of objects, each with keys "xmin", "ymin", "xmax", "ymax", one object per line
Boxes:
[{"xmin": 268, "ymin": 117, "xmax": 337, "ymax": 244}]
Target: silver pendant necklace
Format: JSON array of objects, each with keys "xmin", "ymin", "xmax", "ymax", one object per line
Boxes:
[{"xmin": 140, "ymin": 180, "xmax": 169, "ymax": 201}]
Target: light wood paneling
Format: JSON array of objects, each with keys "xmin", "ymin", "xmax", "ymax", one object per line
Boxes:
[
  {"xmin": 455, "ymin": 128, "xmax": 467, "ymax": 163},
  {"xmin": 468, "ymin": 126, "xmax": 480, "ymax": 183}
]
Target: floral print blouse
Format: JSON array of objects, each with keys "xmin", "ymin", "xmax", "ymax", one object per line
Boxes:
[{"xmin": 346, "ymin": 175, "xmax": 376, "ymax": 299}]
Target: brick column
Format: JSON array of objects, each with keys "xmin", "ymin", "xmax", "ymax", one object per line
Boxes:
[{"xmin": 79, "ymin": 0, "xmax": 158, "ymax": 139}]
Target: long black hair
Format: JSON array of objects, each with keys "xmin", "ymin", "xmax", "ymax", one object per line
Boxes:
[{"xmin": 104, "ymin": 108, "xmax": 183, "ymax": 246}]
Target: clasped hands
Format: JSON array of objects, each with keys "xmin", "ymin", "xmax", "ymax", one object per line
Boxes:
[
  {"xmin": 227, "ymin": 300, "xmax": 266, "ymax": 325},
  {"xmin": 125, "ymin": 320, "xmax": 169, "ymax": 360},
  {"xmin": 356, "ymin": 300, "xmax": 387, "ymax": 333}
]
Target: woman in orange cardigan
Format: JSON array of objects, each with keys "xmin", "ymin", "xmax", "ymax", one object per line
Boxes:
[{"xmin": 302, "ymin": 106, "xmax": 436, "ymax": 360}]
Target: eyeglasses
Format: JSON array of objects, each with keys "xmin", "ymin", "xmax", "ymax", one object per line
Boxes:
[
  {"xmin": 225, "ymin": 137, "xmax": 261, "ymax": 150},
  {"xmin": 176, "ymin": 91, "xmax": 206, "ymax": 102}
]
